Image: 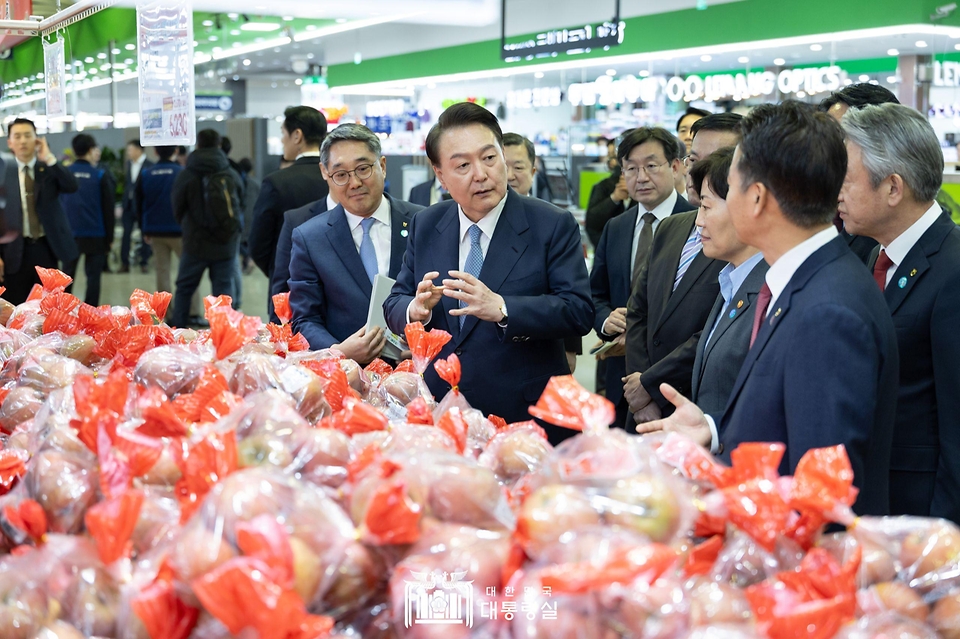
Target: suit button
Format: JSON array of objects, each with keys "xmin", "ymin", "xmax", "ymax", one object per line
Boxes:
[
  {"xmin": 653, "ymin": 338, "xmax": 661, "ymax": 347},
  {"xmin": 512, "ymin": 337, "xmax": 520, "ymax": 343},
  {"xmin": 454, "ymin": 348, "xmax": 462, "ymax": 356}
]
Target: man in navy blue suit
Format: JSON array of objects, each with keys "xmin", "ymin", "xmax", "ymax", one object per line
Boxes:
[
  {"xmin": 270, "ymin": 188, "xmax": 336, "ymax": 301},
  {"xmin": 383, "ymin": 102, "xmax": 593, "ymax": 441},
  {"xmin": 839, "ymin": 104, "xmax": 960, "ymax": 523},
  {"xmin": 289, "ymin": 124, "xmax": 422, "ymax": 363},
  {"xmin": 638, "ymin": 102, "xmax": 898, "ymax": 516}
]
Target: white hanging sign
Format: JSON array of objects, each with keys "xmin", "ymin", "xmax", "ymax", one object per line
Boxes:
[
  {"xmin": 42, "ymin": 36, "xmax": 66, "ymax": 118},
  {"xmin": 137, "ymin": 0, "xmax": 196, "ymax": 145}
]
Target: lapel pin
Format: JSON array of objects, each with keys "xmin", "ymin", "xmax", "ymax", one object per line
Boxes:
[
  {"xmin": 910, "ymin": 268, "xmax": 917, "ymax": 276},
  {"xmin": 400, "ymin": 230, "xmax": 408, "ymax": 237},
  {"xmin": 898, "ymin": 277, "xmax": 907, "ymax": 289},
  {"xmin": 774, "ymin": 308, "xmax": 782, "ymax": 318},
  {"xmin": 728, "ymin": 309, "xmax": 736, "ymax": 319},
  {"xmin": 402, "ymin": 221, "xmax": 408, "ymax": 227},
  {"xmin": 736, "ymin": 300, "xmax": 744, "ymax": 309}
]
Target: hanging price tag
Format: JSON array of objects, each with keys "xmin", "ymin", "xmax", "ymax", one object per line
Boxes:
[
  {"xmin": 43, "ymin": 36, "xmax": 66, "ymax": 118},
  {"xmin": 137, "ymin": 0, "xmax": 196, "ymax": 145}
]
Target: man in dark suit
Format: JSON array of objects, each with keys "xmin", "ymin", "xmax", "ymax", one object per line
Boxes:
[
  {"xmin": 591, "ymin": 127, "xmax": 696, "ymax": 428},
  {"xmin": 638, "ymin": 102, "xmax": 898, "ymax": 516},
  {"xmin": 2, "ymin": 118, "xmax": 79, "ymax": 304},
  {"xmin": 250, "ymin": 106, "xmax": 330, "ymax": 317},
  {"xmin": 384, "ymin": 102, "xmax": 593, "ymax": 441},
  {"xmin": 839, "ymin": 103, "xmax": 960, "ymax": 522},
  {"xmin": 683, "ymin": 113, "xmax": 743, "ymax": 207},
  {"xmin": 270, "ymin": 190, "xmax": 335, "ymax": 300},
  {"xmin": 688, "ymin": 148, "xmax": 768, "ymax": 416},
  {"xmin": 820, "ymin": 82, "xmax": 900, "ymax": 264},
  {"xmin": 120, "ymin": 140, "xmax": 153, "ymax": 273},
  {"xmin": 617, "ymin": 126, "xmax": 723, "ymax": 425},
  {"xmin": 289, "ymin": 124, "xmax": 422, "ymax": 360},
  {"xmin": 409, "ymin": 175, "xmax": 439, "ymax": 207}
]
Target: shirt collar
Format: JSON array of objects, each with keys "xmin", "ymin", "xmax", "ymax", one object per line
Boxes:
[
  {"xmin": 16, "ymin": 156, "xmax": 36, "ymax": 171},
  {"xmin": 718, "ymin": 251, "xmax": 764, "ymax": 303},
  {"xmin": 296, "ymin": 151, "xmax": 321, "ymax": 160},
  {"xmin": 326, "ymin": 194, "xmax": 338, "ymax": 211},
  {"xmin": 765, "ymin": 226, "xmax": 838, "ymax": 307},
  {"xmin": 637, "ymin": 189, "xmax": 678, "ymax": 226},
  {"xmin": 881, "ymin": 202, "xmax": 941, "ymax": 267},
  {"xmin": 344, "ymin": 195, "xmax": 390, "ymax": 231},
  {"xmin": 132, "ymin": 155, "xmax": 146, "ymax": 170},
  {"xmin": 459, "ymin": 192, "xmax": 508, "ymax": 243}
]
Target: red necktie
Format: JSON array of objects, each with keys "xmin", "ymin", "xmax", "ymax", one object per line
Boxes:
[
  {"xmin": 749, "ymin": 283, "xmax": 772, "ymax": 348},
  {"xmin": 873, "ymin": 249, "xmax": 894, "ymax": 291}
]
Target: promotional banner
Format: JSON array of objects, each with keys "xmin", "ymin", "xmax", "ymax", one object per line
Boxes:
[
  {"xmin": 137, "ymin": 0, "xmax": 196, "ymax": 145},
  {"xmin": 42, "ymin": 36, "xmax": 66, "ymax": 118}
]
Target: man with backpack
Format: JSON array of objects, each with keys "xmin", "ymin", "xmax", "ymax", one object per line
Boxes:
[
  {"xmin": 61, "ymin": 133, "xmax": 115, "ymax": 306},
  {"xmin": 170, "ymin": 128, "xmax": 244, "ymax": 328}
]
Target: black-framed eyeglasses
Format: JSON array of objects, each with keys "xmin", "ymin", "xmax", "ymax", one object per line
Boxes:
[{"xmin": 330, "ymin": 163, "xmax": 375, "ymax": 186}]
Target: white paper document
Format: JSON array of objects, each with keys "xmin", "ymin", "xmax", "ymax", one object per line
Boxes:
[{"xmin": 366, "ymin": 274, "xmax": 405, "ymax": 361}]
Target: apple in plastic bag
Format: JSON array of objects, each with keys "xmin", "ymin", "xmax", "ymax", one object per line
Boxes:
[
  {"xmin": 861, "ymin": 582, "xmax": 929, "ymax": 622},
  {"xmin": 0, "ymin": 571, "xmax": 47, "ymax": 639},
  {"xmin": 932, "ymin": 591, "xmax": 960, "ymax": 639},
  {"xmin": 901, "ymin": 521, "xmax": 960, "ymax": 579},
  {"xmin": 24, "ymin": 449, "xmax": 98, "ymax": 533},
  {"xmin": 60, "ymin": 566, "xmax": 121, "ymax": 638},
  {"xmin": 519, "ymin": 484, "xmax": 601, "ymax": 552},
  {"xmin": 603, "ymin": 473, "xmax": 681, "ymax": 543}
]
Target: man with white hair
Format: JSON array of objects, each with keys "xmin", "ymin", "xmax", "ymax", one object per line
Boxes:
[{"xmin": 838, "ymin": 103, "xmax": 960, "ymax": 523}]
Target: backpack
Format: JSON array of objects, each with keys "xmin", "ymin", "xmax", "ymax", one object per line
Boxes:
[{"xmin": 200, "ymin": 169, "xmax": 241, "ymax": 243}]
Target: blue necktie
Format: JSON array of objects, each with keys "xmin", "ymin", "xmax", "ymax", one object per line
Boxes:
[
  {"xmin": 461, "ymin": 224, "xmax": 484, "ymax": 328},
  {"xmin": 674, "ymin": 228, "xmax": 702, "ymax": 291},
  {"xmin": 359, "ymin": 217, "xmax": 378, "ymax": 283}
]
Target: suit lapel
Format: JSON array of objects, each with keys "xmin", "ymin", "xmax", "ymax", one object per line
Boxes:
[
  {"xmin": 883, "ymin": 213, "xmax": 953, "ymax": 315},
  {"xmin": 654, "ymin": 213, "xmax": 701, "ymax": 332},
  {"xmin": 456, "ymin": 192, "xmax": 529, "ymax": 345},
  {"xmin": 617, "ymin": 207, "xmax": 639, "ymax": 288},
  {"xmin": 4, "ymin": 163, "xmax": 21, "ymax": 233},
  {"xmin": 388, "ymin": 197, "xmax": 412, "ymax": 278},
  {"xmin": 693, "ymin": 295, "xmax": 723, "ymax": 391},
  {"xmin": 325, "ymin": 206, "xmax": 373, "ymax": 297}
]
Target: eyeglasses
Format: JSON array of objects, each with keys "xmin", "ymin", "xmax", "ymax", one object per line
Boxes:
[
  {"xmin": 329, "ymin": 163, "xmax": 375, "ymax": 186},
  {"xmin": 623, "ymin": 161, "xmax": 669, "ymax": 178}
]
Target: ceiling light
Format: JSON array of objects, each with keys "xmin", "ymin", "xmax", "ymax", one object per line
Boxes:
[
  {"xmin": 887, "ymin": 48, "xmax": 899, "ymax": 56},
  {"xmin": 773, "ymin": 57, "xmax": 785, "ymax": 65},
  {"xmin": 124, "ymin": 58, "xmax": 133, "ymax": 64},
  {"xmin": 796, "ymin": 90, "xmax": 807, "ymax": 98},
  {"xmin": 202, "ymin": 19, "xmax": 213, "ymax": 27},
  {"xmin": 700, "ymin": 54, "xmax": 712, "ymax": 61},
  {"xmin": 227, "ymin": 12, "xmax": 238, "ymax": 19},
  {"xmin": 208, "ymin": 35, "xmax": 218, "ymax": 41},
  {"xmin": 954, "ymin": 43, "xmax": 960, "ymax": 50},
  {"xmin": 125, "ymin": 43, "xmax": 136, "ymax": 51},
  {"xmin": 230, "ymin": 29, "xmax": 240, "ymax": 35},
  {"xmin": 192, "ymin": 40, "xmax": 199, "ymax": 46},
  {"xmin": 738, "ymin": 56, "xmax": 749, "ymax": 63},
  {"xmin": 859, "ymin": 74, "xmax": 870, "ymax": 82},
  {"xmin": 886, "ymin": 76, "xmax": 899, "ymax": 83},
  {"xmin": 97, "ymin": 52, "xmax": 107, "ymax": 59},
  {"xmin": 809, "ymin": 44, "xmax": 822, "ymax": 51},
  {"xmin": 233, "ymin": 75, "xmax": 239, "ymax": 81},
  {"xmin": 605, "ymin": 68, "xmax": 617, "ymax": 75},
  {"xmin": 241, "ymin": 22, "xmax": 281, "ymax": 32},
  {"xmin": 639, "ymin": 70, "xmax": 650, "ymax": 77},
  {"xmin": 84, "ymin": 57, "xmax": 94, "ymax": 63},
  {"xmin": 111, "ymin": 48, "xmax": 121, "ymax": 55},
  {"xmin": 916, "ymin": 40, "xmax": 928, "ymax": 47},
  {"xmin": 535, "ymin": 71, "xmax": 544, "ymax": 78},
  {"xmin": 282, "ymin": 16, "xmax": 294, "ymax": 21},
  {"xmin": 243, "ymin": 58, "xmax": 251, "ymax": 66},
  {"xmin": 295, "ymin": 78, "xmax": 303, "ymax": 85}
]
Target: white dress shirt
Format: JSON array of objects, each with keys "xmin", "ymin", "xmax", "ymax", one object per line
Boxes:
[
  {"xmin": 130, "ymin": 154, "xmax": 147, "ymax": 182},
  {"xmin": 876, "ymin": 202, "xmax": 941, "ymax": 287},
  {"xmin": 704, "ymin": 251, "xmax": 765, "ymax": 349},
  {"xmin": 630, "ymin": 189, "xmax": 678, "ymax": 268},
  {"xmin": 295, "ymin": 151, "xmax": 321, "ymax": 160},
  {"xmin": 326, "ymin": 193, "xmax": 338, "ymax": 212},
  {"xmin": 15, "ymin": 156, "xmax": 41, "ymax": 238},
  {"xmin": 344, "ymin": 195, "xmax": 391, "ymax": 277},
  {"xmin": 706, "ymin": 225, "xmax": 838, "ymax": 453}
]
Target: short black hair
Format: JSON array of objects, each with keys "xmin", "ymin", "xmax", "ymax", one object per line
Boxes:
[
  {"xmin": 6, "ymin": 118, "xmax": 36, "ymax": 134},
  {"xmin": 71, "ymin": 133, "xmax": 98, "ymax": 158},
  {"xmin": 155, "ymin": 145, "xmax": 176, "ymax": 160},
  {"xmin": 238, "ymin": 158, "xmax": 253, "ymax": 173},
  {"xmin": 818, "ymin": 83, "xmax": 900, "ymax": 112},
  {"xmin": 676, "ymin": 107, "xmax": 710, "ymax": 132},
  {"xmin": 126, "ymin": 139, "xmax": 144, "ymax": 149},
  {"xmin": 177, "ymin": 145, "xmax": 187, "ymax": 155},
  {"xmin": 282, "ymin": 106, "xmax": 328, "ymax": 147},
  {"xmin": 196, "ymin": 128, "xmax": 222, "ymax": 150},
  {"xmin": 220, "ymin": 136, "xmax": 232, "ymax": 156},
  {"xmin": 502, "ymin": 132, "xmax": 535, "ymax": 165},
  {"xmin": 690, "ymin": 147, "xmax": 736, "ymax": 200},
  {"xmin": 737, "ymin": 101, "xmax": 847, "ymax": 228},
  {"xmin": 617, "ymin": 127, "xmax": 682, "ymax": 165},
  {"xmin": 425, "ymin": 101, "xmax": 503, "ymax": 166},
  {"xmin": 691, "ymin": 112, "xmax": 744, "ymax": 139},
  {"xmin": 674, "ymin": 135, "xmax": 686, "ymax": 159}
]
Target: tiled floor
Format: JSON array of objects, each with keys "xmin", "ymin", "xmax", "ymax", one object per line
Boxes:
[{"xmin": 73, "ymin": 255, "xmax": 600, "ymax": 392}]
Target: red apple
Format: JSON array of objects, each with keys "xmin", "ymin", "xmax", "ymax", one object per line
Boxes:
[
  {"xmin": 603, "ymin": 473, "xmax": 682, "ymax": 543},
  {"xmin": 861, "ymin": 582, "xmax": 928, "ymax": 622},
  {"xmin": 23, "ymin": 449, "xmax": 97, "ymax": 533},
  {"xmin": 932, "ymin": 591, "xmax": 960, "ymax": 639},
  {"xmin": 901, "ymin": 521, "xmax": 960, "ymax": 578},
  {"xmin": 518, "ymin": 484, "xmax": 601, "ymax": 553}
]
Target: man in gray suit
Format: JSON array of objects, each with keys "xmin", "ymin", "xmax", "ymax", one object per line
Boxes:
[{"xmin": 688, "ymin": 148, "xmax": 768, "ymax": 416}]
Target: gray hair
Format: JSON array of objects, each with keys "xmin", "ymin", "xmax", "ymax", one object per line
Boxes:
[
  {"xmin": 841, "ymin": 103, "xmax": 943, "ymax": 203},
  {"xmin": 319, "ymin": 123, "xmax": 382, "ymax": 167}
]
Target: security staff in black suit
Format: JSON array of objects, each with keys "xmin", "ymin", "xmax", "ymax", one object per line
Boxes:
[
  {"xmin": 250, "ymin": 106, "xmax": 330, "ymax": 316},
  {"xmin": 270, "ymin": 192, "xmax": 335, "ymax": 300},
  {"xmin": 839, "ymin": 103, "xmax": 960, "ymax": 523},
  {"xmin": 688, "ymin": 149, "xmax": 769, "ymax": 417},
  {"xmin": 2, "ymin": 118, "xmax": 79, "ymax": 304},
  {"xmin": 120, "ymin": 140, "xmax": 153, "ymax": 273},
  {"xmin": 618, "ymin": 125, "xmax": 724, "ymax": 426}
]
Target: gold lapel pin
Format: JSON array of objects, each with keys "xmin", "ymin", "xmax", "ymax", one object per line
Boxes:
[
  {"xmin": 774, "ymin": 308, "xmax": 782, "ymax": 317},
  {"xmin": 736, "ymin": 300, "xmax": 744, "ymax": 309},
  {"xmin": 402, "ymin": 221, "xmax": 408, "ymax": 227},
  {"xmin": 910, "ymin": 268, "xmax": 917, "ymax": 276}
]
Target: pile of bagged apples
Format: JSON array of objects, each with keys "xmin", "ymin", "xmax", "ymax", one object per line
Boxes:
[{"xmin": 0, "ymin": 268, "xmax": 957, "ymax": 639}]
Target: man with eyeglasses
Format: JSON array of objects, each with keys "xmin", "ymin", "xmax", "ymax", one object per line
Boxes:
[
  {"xmin": 590, "ymin": 127, "xmax": 700, "ymax": 428},
  {"xmin": 683, "ymin": 113, "xmax": 743, "ymax": 207},
  {"xmin": 618, "ymin": 127, "xmax": 725, "ymax": 427},
  {"xmin": 289, "ymin": 124, "xmax": 423, "ymax": 363}
]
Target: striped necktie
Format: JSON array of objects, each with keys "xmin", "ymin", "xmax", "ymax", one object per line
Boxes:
[
  {"xmin": 673, "ymin": 228, "xmax": 702, "ymax": 291},
  {"xmin": 461, "ymin": 224, "xmax": 484, "ymax": 328}
]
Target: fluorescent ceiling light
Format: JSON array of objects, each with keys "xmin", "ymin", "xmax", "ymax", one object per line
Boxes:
[
  {"xmin": 293, "ymin": 13, "xmax": 423, "ymax": 42},
  {"xmin": 773, "ymin": 57, "xmax": 785, "ymax": 65},
  {"xmin": 887, "ymin": 48, "xmax": 899, "ymax": 55},
  {"xmin": 738, "ymin": 56, "xmax": 749, "ymax": 63},
  {"xmin": 240, "ymin": 22, "xmax": 281, "ymax": 32},
  {"xmin": 810, "ymin": 44, "xmax": 822, "ymax": 51},
  {"xmin": 700, "ymin": 54, "xmax": 712, "ymax": 61}
]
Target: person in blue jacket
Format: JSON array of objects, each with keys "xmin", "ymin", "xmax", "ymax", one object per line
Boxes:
[
  {"xmin": 60, "ymin": 134, "xmax": 115, "ymax": 306},
  {"xmin": 136, "ymin": 145, "xmax": 185, "ymax": 302}
]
